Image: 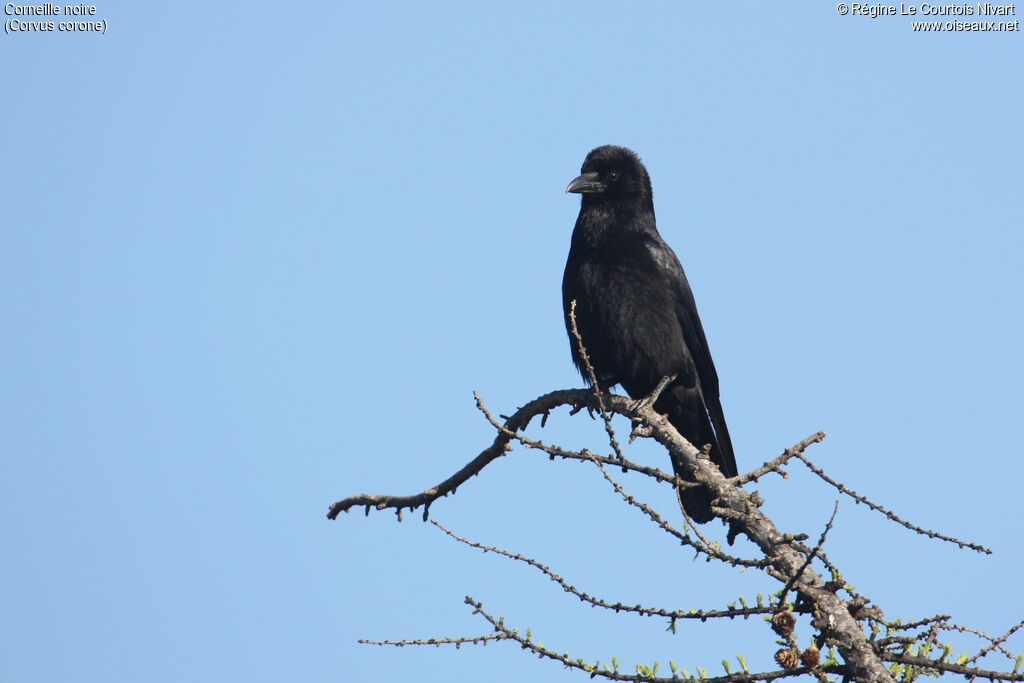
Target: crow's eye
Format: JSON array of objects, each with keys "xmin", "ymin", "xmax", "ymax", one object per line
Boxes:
[{"xmin": 608, "ymin": 171, "xmax": 620, "ymax": 181}]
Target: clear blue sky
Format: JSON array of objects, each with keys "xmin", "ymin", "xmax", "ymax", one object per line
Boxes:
[{"xmin": 2, "ymin": 3, "xmax": 1022, "ymax": 681}]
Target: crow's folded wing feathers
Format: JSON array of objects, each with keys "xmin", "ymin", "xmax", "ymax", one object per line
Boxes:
[{"xmin": 645, "ymin": 237, "xmax": 737, "ymax": 478}]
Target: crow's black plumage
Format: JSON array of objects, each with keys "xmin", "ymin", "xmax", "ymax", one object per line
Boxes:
[{"xmin": 562, "ymin": 145, "xmax": 736, "ymax": 523}]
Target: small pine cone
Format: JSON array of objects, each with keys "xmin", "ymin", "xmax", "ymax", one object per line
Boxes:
[
  {"xmin": 800, "ymin": 646, "xmax": 820, "ymax": 668},
  {"xmin": 774, "ymin": 648, "xmax": 800, "ymax": 671},
  {"xmin": 771, "ymin": 610, "xmax": 797, "ymax": 637}
]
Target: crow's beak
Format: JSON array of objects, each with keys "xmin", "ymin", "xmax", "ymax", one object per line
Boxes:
[{"xmin": 566, "ymin": 172, "xmax": 604, "ymax": 194}]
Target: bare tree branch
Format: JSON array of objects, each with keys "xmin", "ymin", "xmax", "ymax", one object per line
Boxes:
[
  {"xmin": 326, "ymin": 388, "xmax": 589, "ymax": 520},
  {"xmin": 330, "ymin": 383, "xmax": 899, "ymax": 682},
  {"xmin": 962, "ymin": 617, "xmax": 1024, "ymax": 665},
  {"xmin": 793, "ymin": 453, "xmax": 992, "ymax": 554},
  {"xmin": 359, "ymin": 634, "xmax": 505, "ymax": 648},
  {"xmin": 731, "ymin": 432, "xmax": 827, "ymax": 486},
  {"xmin": 464, "ymin": 596, "xmax": 842, "ymax": 683},
  {"xmin": 432, "ymin": 520, "xmax": 780, "ymax": 622},
  {"xmin": 331, "ymin": 316, "xmax": 1016, "ymax": 682},
  {"xmin": 879, "ymin": 652, "xmax": 1024, "ymax": 681},
  {"xmin": 473, "ymin": 391, "xmax": 682, "ymax": 487}
]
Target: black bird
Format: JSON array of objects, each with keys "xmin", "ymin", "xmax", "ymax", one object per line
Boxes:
[{"xmin": 562, "ymin": 145, "xmax": 736, "ymax": 523}]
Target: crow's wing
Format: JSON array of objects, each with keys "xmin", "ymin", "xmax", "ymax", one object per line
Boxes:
[{"xmin": 645, "ymin": 237, "xmax": 737, "ymax": 477}]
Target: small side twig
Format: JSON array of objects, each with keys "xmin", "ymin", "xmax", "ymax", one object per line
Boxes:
[
  {"xmin": 962, "ymin": 617, "xmax": 1024, "ymax": 664},
  {"xmin": 568, "ymin": 300, "xmax": 626, "ymax": 463},
  {"xmin": 584, "ymin": 450, "xmax": 775, "ymax": 570},
  {"xmin": 880, "ymin": 652, "xmax": 1024, "ymax": 681},
  {"xmin": 794, "ymin": 453, "xmax": 992, "ymax": 554},
  {"xmin": 776, "ymin": 501, "xmax": 840, "ymax": 607},
  {"xmin": 473, "ymin": 392, "xmax": 680, "ymax": 487},
  {"xmin": 359, "ymin": 634, "xmax": 505, "ymax": 648},
  {"xmin": 731, "ymin": 431, "xmax": 827, "ymax": 486},
  {"xmin": 465, "ymin": 596, "xmax": 842, "ymax": 683},
  {"xmin": 327, "ymin": 387, "xmax": 602, "ymax": 520},
  {"xmin": 432, "ymin": 519, "xmax": 778, "ymax": 621}
]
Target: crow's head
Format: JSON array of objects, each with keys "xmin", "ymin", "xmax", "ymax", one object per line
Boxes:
[{"xmin": 566, "ymin": 145, "xmax": 653, "ymax": 206}]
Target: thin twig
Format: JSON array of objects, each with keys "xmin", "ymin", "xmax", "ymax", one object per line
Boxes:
[
  {"xmin": 473, "ymin": 393, "xmax": 682, "ymax": 487},
  {"xmin": 963, "ymin": 617, "xmax": 1024, "ymax": 664},
  {"xmin": 881, "ymin": 652, "xmax": 1024, "ymax": 681},
  {"xmin": 465, "ymin": 596, "xmax": 842, "ymax": 683},
  {"xmin": 794, "ymin": 453, "xmax": 992, "ymax": 554},
  {"xmin": 327, "ymin": 388, "xmax": 599, "ymax": 520},
  {"xmin": 432, "ymin": 520, "xmax": 778, "ymax": 621},
  {"xmin": 777, "ymin": 501, "xmax": 840, "ymax": 607},
  {"xmin": 584, "ymin": 449, "xmax": 776, "ymax": 570},
  {"xmin": 568, "ymin": 300, "xmax": 627, "ymax": 463},
  {"xmin": 359, "ymin": 634, "xmax": 505, "ymax": 648},
  {"xmin": 870, "ymin": 614, "xmax": 952, "ymax": 633},
  {"xmin": 731, "ymin": 432, "xmax": 827, "ymax": 486}
]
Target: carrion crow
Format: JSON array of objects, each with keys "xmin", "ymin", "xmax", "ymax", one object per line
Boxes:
[{"xmin": 562, "ymin": 145, "xmax": 736, "ymax": 523}]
